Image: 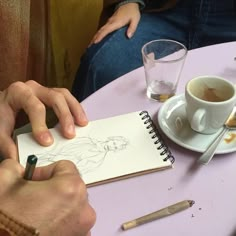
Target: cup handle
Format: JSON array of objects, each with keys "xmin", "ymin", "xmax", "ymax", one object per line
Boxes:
[{"xmin": 191, "ymin": 109, "xmax": 206, "ymax": 132}]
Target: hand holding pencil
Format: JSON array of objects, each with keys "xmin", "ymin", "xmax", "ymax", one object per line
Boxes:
[{"xmin": 0, "ymin": 158, "xmax": 96, "ymax": 235}]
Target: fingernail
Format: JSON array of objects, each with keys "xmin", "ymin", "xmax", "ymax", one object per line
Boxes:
[
  {"xmin": 80, "ymin": 112, "xmax": 88, "ymax": 124},
  {"xmin": 127, "ymin": 32, "xmax": 133, "ymax": 38},
  {"xmin": 39, "ymin": 132, "xmax": 53, "ymax": 145},
  {"xmin": 67, "ymin": 124, "xmax": 75, "ymax": 136}
]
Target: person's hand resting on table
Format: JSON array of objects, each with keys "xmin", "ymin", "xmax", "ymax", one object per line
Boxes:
[
  {"xmin": 0, "ymin": 159, "xmax": 96, "ymax": 236},
  {"xmin": 91, "ymin": 3, "xmax": 141, "ymax": 44},
  {"xmin": 0, "ymin": 80, "xmax": 88, "ymax": 160}
]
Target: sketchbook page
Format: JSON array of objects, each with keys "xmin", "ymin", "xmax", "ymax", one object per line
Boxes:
[{"xmin": 17, "ymin": 111, "xmax": 172, "ymax": 185}]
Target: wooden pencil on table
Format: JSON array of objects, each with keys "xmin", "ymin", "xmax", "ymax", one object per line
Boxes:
[{"xmin": 121, "ymin": 200, "xmax": 195, "ymax": 231}]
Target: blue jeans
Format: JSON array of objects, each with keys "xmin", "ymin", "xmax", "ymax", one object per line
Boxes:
[{"xmin": 72, "ymin": 0, "xmax": 236, "ymax": 101}]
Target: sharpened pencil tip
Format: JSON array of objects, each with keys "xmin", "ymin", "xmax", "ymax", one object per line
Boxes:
[{"xmin": 27, "ymin": 155, "xmax": 38, "ymax": 165}]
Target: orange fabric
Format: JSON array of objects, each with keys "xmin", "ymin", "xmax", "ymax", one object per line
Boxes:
[
  {"xmin": 0, "ymin": 0, "xmax": 47, "ymax": 91},
  {"xmin": 0, "ymin": 0, "xmax": 30, "ymax": 90},
  {"xmin": 27, "ymin": 0, "xmax": 48, "ymax": 86}
]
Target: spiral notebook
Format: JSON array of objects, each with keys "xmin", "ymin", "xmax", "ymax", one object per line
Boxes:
[{"xmin": 17, "ymin": 111, "xmax": 174, "ymax": 187}]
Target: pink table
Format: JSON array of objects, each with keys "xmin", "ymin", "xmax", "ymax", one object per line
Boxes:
[{"xmin": 82, "ymin": 42, "xmax": 236, "ymax": 236}]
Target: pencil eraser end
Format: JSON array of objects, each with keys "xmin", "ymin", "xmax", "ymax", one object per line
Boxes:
[{"xmin": 121, "ymin": 221, "xmax": 137, "ymax": 231}]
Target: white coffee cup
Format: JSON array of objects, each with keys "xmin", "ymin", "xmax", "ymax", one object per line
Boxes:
[{"xmin": 185, "ymin": 75, "xmax": 236, "ymax": 134}]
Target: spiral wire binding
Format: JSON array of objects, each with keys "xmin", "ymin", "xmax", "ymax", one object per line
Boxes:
[{"xmin": 139, "ymin": 111, "xmax": 175, "ymax": 164}]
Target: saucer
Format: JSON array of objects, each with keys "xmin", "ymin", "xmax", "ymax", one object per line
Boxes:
[{"xmin": 157, "ymin": 94, "xmax": 236, "ymax": 154}]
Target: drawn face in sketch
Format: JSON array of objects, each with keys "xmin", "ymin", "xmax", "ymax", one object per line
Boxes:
[{"xmin": 103, "ymin": 136, "xmax": 128, "ymax": 152}]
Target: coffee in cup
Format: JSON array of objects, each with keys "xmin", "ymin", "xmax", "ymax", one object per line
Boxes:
[{"xmin": 185, "ymin": 75, "xmax": 236, "ymax": 134}]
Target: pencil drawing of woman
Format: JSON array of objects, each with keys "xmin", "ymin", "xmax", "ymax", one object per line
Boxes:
[{"xmin": 36, "ymin": 136, "xmax": 129, "ymax": 175}]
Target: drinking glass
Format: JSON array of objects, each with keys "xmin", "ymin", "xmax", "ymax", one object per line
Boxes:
[{"xmin": 142, "ymin": 39, "xmax": 187, "ymax": 102}]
